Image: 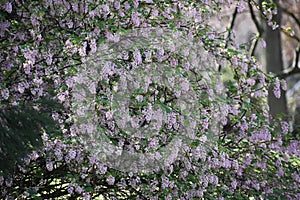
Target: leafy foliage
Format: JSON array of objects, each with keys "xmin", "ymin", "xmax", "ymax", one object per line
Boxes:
[
  {"xmin": 0, "ymin": 0, "xmax": 299, "ymax": 199},
  {"xmin": 0, "ymin": 95, "xmax": 62, "ymax": 176}
]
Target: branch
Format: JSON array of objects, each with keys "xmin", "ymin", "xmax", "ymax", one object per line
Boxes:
[
  {"xmin": 248, "ymin": 0, "xmax": 263, "ymax": 35},
  {"xmin": 226, "ymin": 7, "xmax": 238, "ymax": 47},
  {"xmin": 278, "ymin": 45, "xmax": 300, "ymax": 78},
  {"xmin": 281, "ymin": 7, "xmax": 300, "ymax": 28},
  {"xmin": 218, "ymin": 7, "xmax": 238, "ymax": 72},
  {"xmin": 249, "ymin": 34, "xmax": 259, "ymax": 57},
  {"xmin": 280, "ymin": 27, "xmax": 300, "ymax": 43},
  {"xmin": 252, "ymin": 1, "xmax": 300, "ymax": 43}
]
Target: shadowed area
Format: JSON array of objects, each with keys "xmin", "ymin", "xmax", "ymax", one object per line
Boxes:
[{"xmin": 0, "ymin": 96, "xmax": 62, "ymax": 176}]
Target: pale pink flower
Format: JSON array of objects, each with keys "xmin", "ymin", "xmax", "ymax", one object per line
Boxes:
[
  {"xmin": 260, "ymin": 39, "xmax": 266, "ymax": 48},
  {"xmin": 124, "ymin": 2, "xmax": 131, "ymax": 10},
  {"xmin": 247, "ymin": 78, "xmax": 256, "ymax": 86},
  {"xmin": 0, "ymin": 21, "xmax": 10, "ymax": 37},
  {"xmin": 231, "ymin": 179, "xmax": 237, "ymax": 189},
  {"xmin": 79, "ymin": 42, "xmax": 87, "ymax": 57},
  {"xmin": 292, "ymin": 172, "xmax": 300, "ymax": 183},
  {"xmin": 90, "ymin": 39, "xmax": 97, "ymax": 53},
  {"xmin": 3, "ymin": 2, "xmax": 12, "ymax": 13},
  {"xmin": 106, "ymin": 175, "xmax": 115, "ymax": 185},
  {"xmin": 133, "ymin": 49, "xmax": 142, "ymax": 65},
  {"xmin": 102, "ymin": 4, "xmax": 110, "ymax": 13},
  {"xmin": 114, "ymin": 1, "xmax": 120, "ymax": 10},
  {"xmin": 105, "ymin": 111, "xmax": 114, "ymax": 120},
  {"xmin": 5, "ymin": 178, "xmax": 12, "ymax": 187},
  {"xmin": 237, "ymin": 1, "xmax": 247, "ymax": 13},
  {"xmin": 133, "ymin": 0, "xmax": 139, "ymax": 8},
  {"xmin": 131, "ymin": 12, "xmax": 140, "ymax": 26},
  {"xmin": 250, "ymin": 114, "xmax": 257, "ymax": 121},
  {"xmin": 75, "ymin": 185, "xmax": 83, "ymax": 194},
  {"xmin": 152, "ymin": 9, "xmax": 159, "ymax": 17},
  {"xmin": 46, "ymin": 161, "xmax": 54, "ymax": 171},
  {"xmin": 1, "ymin": 88, "xmax": 9, "ymax": 100},
  {"xmin": 55, "ymin": 149, "xmax": 63, "ymax": 161},
  {"xmin": 276, "ymin": 167, "xmax": 284, "ymax": 177},
  {"xmin": 281, "ymin": 79, "xmax": 287, "ymax": 91},
  {"xmin": 83, "ymin": 193, "xmax": 91, "ymax": 200},
  {"xmin": 161, "ymin": 176, "xmax": 169, "ymax": 189},
  {"xmin": 18, "ymin": 83, "xmax": 25, "ymax": 94},
  {"xmin": 281, "ymin": 121, "xmax": 289, "ymax": 134},
  {"xmin": 273, "ymin": 77, "xmax": 281, "ymax": 98},
  {"xmin": 23, "ymin": 62, "xmax": 31, "ymax": 75}
]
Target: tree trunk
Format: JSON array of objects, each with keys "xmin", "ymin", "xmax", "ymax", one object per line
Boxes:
[{"xmin": 260, "ymin": 0, "xmax": 288, "ymax": 118}]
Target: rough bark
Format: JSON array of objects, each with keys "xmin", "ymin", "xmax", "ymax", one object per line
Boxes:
[{"xmin": 260, "ymin": 0, "xmax": 288, "ymax": 118}]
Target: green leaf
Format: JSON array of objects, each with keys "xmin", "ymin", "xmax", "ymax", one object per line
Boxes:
[
  {"xmin": 156, "ymin": 101, "xmax": 172, "ymax": 113},
  {"xmin": 85, "ymin": 186, "xmax": 93, "ymax": 192}
]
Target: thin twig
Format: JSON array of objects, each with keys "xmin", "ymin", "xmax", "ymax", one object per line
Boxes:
[
  {"xmin": 218, "ymin": 7, "xmax": 238, "ymax": 72},
  {"xmin": 278, "ymin": 45, "xmax": 300, "ymax": 78},
  {"xmin": 248, "ymin": 0, "xmax": 263, "ymax": 35},
  {"xmin": 281, "ymin": 7, "xmax": 300, "ymax": 28},
  {"xmin": 249, "ymin": 35, "xmax": 259, "ymax": 57}
]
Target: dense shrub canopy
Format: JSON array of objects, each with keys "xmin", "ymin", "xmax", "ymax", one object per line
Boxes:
[{"xmin": 0, "ymin": 0, "xmax": 299, "ymax": 199}]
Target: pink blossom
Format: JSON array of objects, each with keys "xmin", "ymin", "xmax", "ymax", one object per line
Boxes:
[
  {"xmin": 33, "ymin": 78, "xmax": 43, "ymax": 86},
  {"xmin": 102, "ymin": 4, "xmax": 110, "ymax": 13},
  {"xmin": 276, "ymin": 167, "xmax": 284, "ymax": 177},
  {"xmin": 124, "ymin": 2, "xmax": 131, "ymax": 10},
  {"xmin": 97, "ymin": 163, "xmax": 107, "ymax": 174},
  {"xmin": 66, "ymin": 77, "xmax": 74, "ymax": 88},
  {"xmin": 281, "ymin": 79, "xmax": 287, "ymax": 91},
  {"xmin": 114, "ymin": 1, "xmax": 121, "ymax": 10},
  {"xmin": 3, "ymin": 2, "xmax": 12, "ymax": 13},
  {"xmin": 292, "ymin": 172, "xmax": 300, "ymax": 183},
  {"xmin": 250, "ymin": 114, "xmax": 257, "ymax": 121},
  {"xmin": 0, "ymin": 21, "xmax": 10, "ymax": 37},
  {"xmin": 106, "ymin": 175, "xmax": 115, "ymax": 185},
  {"xmin": 133, "ymin": 49, "xmax": 142, "ymax": 65},
  {"xmin": 5, "ymin": 178, "xmax": 13, "ymax": 187},
  {"xmin": 260, "ymin": 39, "xmax": 266, "ymax": 48},
  {"xmin": 273, "ymin": 77, "xmax": 281, "ymax": 98},
  {"xmin": 46, "ymin": 53, "xmax": 53, "ymax": 65},
  {"xmin": 240, "ymin": 119, "xmax": 249, "ymax": 131},
  {"xmin": 90, "ymin": 39, "xmax": 97, "ymax": 53},
  {"xmin": 208, "ymin": 33, "xmax": 215, "ymax": 40},
  {"xmin": 30, "ymin": 151, "xmax": 39, "ymax": 161},
  {"xmin": 281, "ymin": 121, "xmax": 289, "ymax": 134},
  {"xmin": 252, "ymin": 182, "xmax": 260, "ymax": 191},
  {"xmin": 247, "ymin": 78, "xmax": 256, "ymax": 86},
  {"xmin": 131, "ymin": 12, "xmax": 141, "ymax": 26},
  {"xmin": 46, "ymin": 161, "xmax": 54, "ymax": 171},
  {"xmin": 231, "ymin": 179, "xmax": 237, "ymax": 189},
  {"xmin": 258, "ymin": 73, "xmax": 265, "ymax": 84},
  {"xmin": 161, "ymin": 176, "xmax": 169, "ymax": 189},
  {"xmin": 237, "ymin": 1, "xmax": 247, "ymax": 13},
  {"xmin": 152, "ymin": 9, "xmax": 159, "ymax": 17},
  {"xmin": 67, "ymin": 185, "xmax": 74, "ymax": 194},
  {"xmin": 75, "ymin": 185, "xmax": 83, "ymax": 194},
  {"xmin": 83, "ymin": 193, "xmax": 91, "ymax": 200},
  {"xmin": 17, "ymin": 83, "xmax": 25, "ymax": 94},
  {"xmin": 54, "ymin": 149, "xmax": 63, "ymax": 161},
  {"xmin": 22, "ymin": 63, "xmax": 31, "ymax": 75},
  {"xmin": 1, "ymin": 88, "xmax": 9, "ymax": 100},
  {"xmin": 133, "ymin": 0, "xmax": 139, "ymax": 8},
  {"xmin": 57, "ymin": 93, "xmax": 65, "ymax": 102},
  {"xmin": 79, "ymin": 42, "xmax": 87, "ymax": 57}
]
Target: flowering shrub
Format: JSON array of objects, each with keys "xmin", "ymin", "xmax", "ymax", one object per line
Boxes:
[{"xmin": 0, "ymin": 0, "xmax": 299, "ymax": 199}]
